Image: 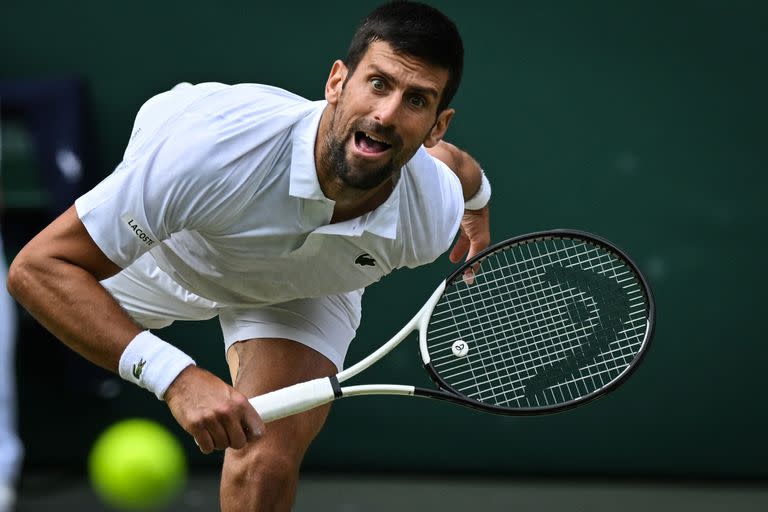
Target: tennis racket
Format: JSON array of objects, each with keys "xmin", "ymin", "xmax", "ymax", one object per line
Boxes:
[{"xmin": 249, "ymin": 229, "xmax": 655, "ymax": 422}]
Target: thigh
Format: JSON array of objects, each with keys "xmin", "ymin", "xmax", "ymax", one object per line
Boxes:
[{"xmin": 226, "ymin": 337, "xmax": 337, "ymax": 459}]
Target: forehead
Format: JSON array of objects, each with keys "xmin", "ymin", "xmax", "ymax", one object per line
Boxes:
[{"xmin": 356, "ymin": 41, "xmax": 449, "ymax": 94}]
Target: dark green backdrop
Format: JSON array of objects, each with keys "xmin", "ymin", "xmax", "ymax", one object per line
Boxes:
[{"xmin": 2, "ymin": 1, "xmax": 766, "ymax": 478}]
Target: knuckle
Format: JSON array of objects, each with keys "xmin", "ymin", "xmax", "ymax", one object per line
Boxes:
[
  {"xmin": 188, "ymin": 416, "xmax": 207, "ymax": 432},
  {"xmin": 228, "ymin": 395, "xmax": 247, "ymax": 412},
  {"xmin": 213, "ymin": 407, "xmax": 229, "ymax": 420}
]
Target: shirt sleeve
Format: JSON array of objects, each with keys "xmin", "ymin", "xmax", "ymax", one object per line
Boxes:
[
  {"xmin": 399, "ymin": 146, "xmax": 465, "ymax": 268},
  {"xmin": 429, "ymin": 155, "xmax": 465, "ymax": 252},
  {"xmin": 75, "ymin": 111, "xmax": 243, "ymax": 269}
]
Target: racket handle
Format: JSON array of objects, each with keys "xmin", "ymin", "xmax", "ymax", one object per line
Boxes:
[{"xmin": 249, "ymin": 377, "xmax": 337, "ymax": 423}]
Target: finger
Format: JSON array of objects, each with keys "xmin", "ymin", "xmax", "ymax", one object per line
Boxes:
[
  {"xmin": 204, "ymin": 419, "xmax": 230, "ymax": 451},
  {"xmin": 193, "ymin": 428, "xmax": 215, "ymax": 455},
  {"xmin": 466, "ymin": 239, "xmax": 484, "ymax": 262},
  {"xmin": 449, "ymin": 234, "xmax": 469, "ymax": 263},
  {"xmin": 221, "ymin": 413, "xmax": 248, "ymax": 450},
  {"xmin": 242, "ymin": 402, "xmax": 266, "ymax": 442},
  {"xmin": 462, "ymin": 267, "xmax": 476, "ymax": 286},
  {"xmin": 226, "ymin": 425, "xmax": 247, "ymax": 450},
  {"xmin": 463, "ymin": 235, "xmax": 490, "ymax": 285}
]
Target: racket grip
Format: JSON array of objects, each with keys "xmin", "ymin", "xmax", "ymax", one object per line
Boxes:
[{"xmin": 248, "ymin": 377, "xmax": 337, "ymax": 423}]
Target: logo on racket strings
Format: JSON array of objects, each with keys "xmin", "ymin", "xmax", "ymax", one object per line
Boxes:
[
  {"xmin": 451, "ymin": 340, "xmax": 469, "ymax": 358},
  {"xmin": 523, "ymin": 265, "xmax": 630, "ymax": 398}
]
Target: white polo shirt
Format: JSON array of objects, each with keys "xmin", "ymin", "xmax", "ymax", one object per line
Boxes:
[{"xmin": 75, "ymin": 83, "xmax": 464, "ymax": 308}]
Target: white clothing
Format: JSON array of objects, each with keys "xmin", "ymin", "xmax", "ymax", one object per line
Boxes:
[
  {"xmin": 76, "ymin": 82, "xmax": 464, "ymax": 367},
  {"xmin": 101, "ymin": 252, "xmax": 360, "ymax": 370}
]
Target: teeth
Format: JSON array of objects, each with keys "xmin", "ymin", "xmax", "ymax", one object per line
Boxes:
[{"xmin": 365, "ymin": 132, "xmax": 388, "ymax": 144}]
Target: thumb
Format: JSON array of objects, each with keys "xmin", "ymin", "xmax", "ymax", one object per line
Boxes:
[{"xmin": 243, "ymin": 397, "xmax": 266, "ymax": 440}]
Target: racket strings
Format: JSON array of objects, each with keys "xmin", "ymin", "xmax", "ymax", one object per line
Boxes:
[
  {"xmin": 426, "ymin": 237, "xmax": 650, "ymax": 409},
  {"xmin": 472, "ymin": 241, "xmax": 640, "ymax": 403}
]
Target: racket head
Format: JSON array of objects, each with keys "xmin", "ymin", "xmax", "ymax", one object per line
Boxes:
[{"xmin": 420, "ymin": 229, "xmax": 655, "ymax": 415}]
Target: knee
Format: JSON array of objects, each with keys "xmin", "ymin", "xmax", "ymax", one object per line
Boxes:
[
  {"xmin": 224, "ymin": 442, "xmax": 301, "ymax": 489},
  {"xmin": 223, "ymin": 405, "xmax": 330, "ymax": 489},
  {"xmin": 220, "ymin": 440, "xmax": 306, "ymax": 510}
]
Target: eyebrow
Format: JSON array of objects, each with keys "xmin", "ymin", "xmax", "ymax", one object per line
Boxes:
[{"xmin": 369, "ymin": 65, "xmax": 440, "ymax": 100}]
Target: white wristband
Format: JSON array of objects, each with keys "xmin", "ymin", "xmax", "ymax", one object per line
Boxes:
[
  {"xmin": 464, "ymin": 170, "xmax": 491, "ymax": 210},
  {"xmin": 118, "ymin": 331, "xmax": 196, "ymax": 400}
]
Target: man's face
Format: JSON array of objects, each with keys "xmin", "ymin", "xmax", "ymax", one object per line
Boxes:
[{"xmin": 322, "ymin": 41, "xmax": 454, "ymax": 190}]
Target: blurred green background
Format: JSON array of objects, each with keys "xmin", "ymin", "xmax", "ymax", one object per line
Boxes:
[{"xmin": 1, "ymin": 0, "xmax": 766, "ymax": 483}]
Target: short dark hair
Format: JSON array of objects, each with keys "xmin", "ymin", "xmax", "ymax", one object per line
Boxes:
[{"xmin": 344, "ymin": 1, "xmax": 464, "ymax": 113}]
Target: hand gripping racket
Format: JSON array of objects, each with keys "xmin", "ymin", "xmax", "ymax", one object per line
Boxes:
[{"xmin": 249, "ymin": 229, "xmax": 655, "ymax": 422}]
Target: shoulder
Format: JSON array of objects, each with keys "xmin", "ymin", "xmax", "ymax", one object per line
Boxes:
[
  {"xmin": 403, "ymin": 146, "xmax": 464, "ymax": 204},
  {"xmin": 128, "ymin": 83, "xmax": 317, "ymax": 171},
  {"xmin": 133, "ymin": 82, "xmax": 314, "ymax": 143},
  {"xmin": 184, "ymin": 83, "xmax": 313, "ymax": 123},
  {"xmin": 405, "ymin": 146, "xmax": 462, "ymax": 190}
]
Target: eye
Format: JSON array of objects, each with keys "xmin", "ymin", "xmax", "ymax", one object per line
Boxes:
[
  {"xmin": 371, "ymin": 78, "xmax": 385, "ymax": 91},
  {"xmin": 408, "ymin": 95, "xmax": 427, "ymax": 108}
]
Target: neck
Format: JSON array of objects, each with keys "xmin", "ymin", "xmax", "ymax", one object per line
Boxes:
[{"xmin": 315, "ymin": 105, "xmax": 396, "ymax": 223}]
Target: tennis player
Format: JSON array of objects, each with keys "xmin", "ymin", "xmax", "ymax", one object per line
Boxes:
[{"xmin": 7, "ymin": 2, "xmax": 491, "ymax": 510}]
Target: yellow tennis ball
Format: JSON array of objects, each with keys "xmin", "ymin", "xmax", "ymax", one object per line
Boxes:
[{"xmin": 88, "ymin": 418, "xmax": 187, "ymax": 511}]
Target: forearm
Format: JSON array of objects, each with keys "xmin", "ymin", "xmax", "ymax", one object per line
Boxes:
[
  {"xmin": 8, "ymin": 252, "xmax": 141, "ymax": 372},
  {"xmin": 6, "ymin": 206, "xmax": 141, "ymax": 373},
  {"xmin": 7, "ymin": 208, "xmax": 259, "ymax": 450}
]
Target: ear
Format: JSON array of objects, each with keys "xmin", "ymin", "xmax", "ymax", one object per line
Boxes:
[
  {"xmin": 423, "ymin": 108, "xmax": 455, "ymax": 148},
  {"xmin": 325, "ymin": 60, "xmax": 348, "ymax": 105}
]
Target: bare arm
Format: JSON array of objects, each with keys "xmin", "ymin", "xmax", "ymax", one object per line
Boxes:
[
  {"xmin": 426, "ymin": 141, "xmax": 491, "ymax": 263},
  {"xmin": 6, "ymin": 206, "xmax": 141, "ymax": 370},
  {"xmin": 6, "ymin": 206, "xmax": 262, "ymax": 452}
]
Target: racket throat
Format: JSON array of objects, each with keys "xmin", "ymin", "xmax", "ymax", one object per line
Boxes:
[{"xmin": 338, "ymin": 384, "xmax": 416, "ymax": 398}]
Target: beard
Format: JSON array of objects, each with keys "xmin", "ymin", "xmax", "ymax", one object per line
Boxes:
[
  {"xmin": 322, "ymin": 114, "xmax": 402, "ymax": 191},
  {"xmin": 324, "ymin": 137, "xmax": 394, "ymax": 190}
]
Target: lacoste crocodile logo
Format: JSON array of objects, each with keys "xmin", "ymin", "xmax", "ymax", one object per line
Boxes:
[
  {"xmin": 132, "ymin": 358, "xmax": 147, "ymax": 380},
  {"xmin": 355, "ymin": 253, "xmax": 376, "ymax": 267}
]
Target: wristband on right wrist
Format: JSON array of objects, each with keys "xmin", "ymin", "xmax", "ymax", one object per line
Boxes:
[{"xmin": 118, "ymin": 331, "xmax": 196, "ymax": 400}]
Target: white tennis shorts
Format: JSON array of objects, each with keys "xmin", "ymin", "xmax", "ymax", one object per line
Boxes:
[{"xmin": 101, "ymin": 253, "xmax": 363, "ymax": 371}]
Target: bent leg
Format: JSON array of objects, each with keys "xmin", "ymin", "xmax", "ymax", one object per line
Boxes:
[{"xmin": 220, "ymin": 338, "xmax": 337, "ymax": 512}]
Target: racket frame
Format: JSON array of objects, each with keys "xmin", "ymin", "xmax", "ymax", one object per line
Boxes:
[
  {"xmin": 249, "ymin": 229, "xmax": 655, "ymax": 422},
  {"xmin": 419, "ymin": 229, "xmax": 656, "ymax": 415}
]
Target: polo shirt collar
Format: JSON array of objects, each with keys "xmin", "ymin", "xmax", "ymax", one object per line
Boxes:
[
  {"xmin": 289, "ymin": 100, "xmax": 401, "ymax": 240},
  {"xmin": 289, "ymin": 100, "xmax": 330, "ymax": 201}
]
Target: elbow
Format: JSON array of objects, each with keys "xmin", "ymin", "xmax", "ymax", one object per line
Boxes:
[
  {"xmin": 6, "ymin": 255, "xmax": 25, "ymax": 300},
  {"xmin": 7, "ymin": 251, "xmax": 37, "ymax": 304}
]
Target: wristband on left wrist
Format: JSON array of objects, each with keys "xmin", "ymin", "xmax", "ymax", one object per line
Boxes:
[{"xmin": 464, "ymin": 169, "xmax": 491, "ymax": 210}]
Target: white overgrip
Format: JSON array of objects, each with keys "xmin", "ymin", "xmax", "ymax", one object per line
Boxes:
[{"xmin": 248, "ymin": 377, "xmax": 337, "ymax": 423}]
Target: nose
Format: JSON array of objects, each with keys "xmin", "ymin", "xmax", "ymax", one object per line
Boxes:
[{"xmin": 372, "ymin": 94, "xmax": 401, "ymax": 126}]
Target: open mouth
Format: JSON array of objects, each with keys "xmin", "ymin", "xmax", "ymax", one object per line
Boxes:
[{"xmin": 354, "ymin": 131, "xmax": 392, "ymax": 155}]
